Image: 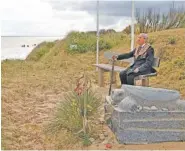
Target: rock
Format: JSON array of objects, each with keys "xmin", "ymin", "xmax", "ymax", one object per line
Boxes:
[
  {"xmin": 162, "ymin": 108, "xmax": 168, "ymax": 111},
  {"xmin": 114, "ymin": 96, "xmax": 137, "ymax": 112},
  {"xmin": 99, "ymin": 118, "xmax": 105, "ymax": 124},
  {"xmin": 103, "ymin": 132, "xmax": 108, "ymax": 137},
  {"xmin": 111, "ymin": 89, "xmax": 125, "ymax": 105},
  {"xmin": 136, "ymin": 105, "xmax": 143, "ymax": 112},
  {"xmin": 99, "ymin": 106, "xmax": 105, "ymax": 113},
  {"xmin": 99, "ymin": 134, "xmax": 105, "ymax": 140},
  {"xmin": 102, "ymin": 139, "xmax": 108, "ymax": 144},
  {"xmin": 176, "ymin": 100, "xmax": 185, "ymax": 111},
  {"xmin": 100, "ymin": 114, "xmax": 105, "ymax": 119},
  {"xmin": 150, "ymin": 106, "xmax": 158, "ymax": 111},
  {"xmin": 89, "ymin": 137, "xmax": 95, "ymax": 143},
  {"xmin": 95, "ymin": 121, "xmax": 99, "ymax": 125},
  {"xmin": 143, "ymin": 106, "xmax": 150, "ymax": 110}
]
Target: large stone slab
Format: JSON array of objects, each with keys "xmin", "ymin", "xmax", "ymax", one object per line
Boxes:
[
  {"xmin": 119, "ymin": 119, "xmax": 185, "ymax": 129},
  {"xmin": 114, "ymin": 85, "xmax": 181, "ymax": 110},
  {"xmin": 115, "ymin": 128, "xmax": 185, "ymax": 144},
  {"xmin": 112, "ymin": 110, "xmax": 185, "ymax": 120},
  {"xmin": 105, "ymin": 95, "xmax": 185, "ymax": 144}
]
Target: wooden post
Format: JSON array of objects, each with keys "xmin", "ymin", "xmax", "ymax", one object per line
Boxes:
[{"xmin": 98, "ymin": 68, "xmax": 104, "ymax": 87}]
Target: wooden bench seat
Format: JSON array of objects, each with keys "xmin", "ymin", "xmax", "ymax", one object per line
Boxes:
[
  {"xmin": 93, "ymin": 64, "xmax": 125, "ymax": 87},
  {"xmin": 93, "ymin": 64, "xmax": 125, "ymax": 72}
]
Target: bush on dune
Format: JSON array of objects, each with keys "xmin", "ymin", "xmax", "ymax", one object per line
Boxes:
[
  {"xmin": 64, "ymin": 31, "xmax": 128, "ymax": 53},
  {"xmin": 26, "ymin": 41, "xmax": 55, "ymax": 61}
]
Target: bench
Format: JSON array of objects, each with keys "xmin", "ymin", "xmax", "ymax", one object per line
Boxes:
[{"xmin": 93, "ymin": 51, "xmax": 160, "ymax": 87}]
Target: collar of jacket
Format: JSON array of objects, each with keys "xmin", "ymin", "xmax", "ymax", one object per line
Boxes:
[{"xmin": 134, "ymin": 43, "xmax": 150, "ymax": 59}]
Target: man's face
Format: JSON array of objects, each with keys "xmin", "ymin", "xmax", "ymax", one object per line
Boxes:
[{"xmin": 136, "ymin": 34, "xmax": 145, "ymax": 45}]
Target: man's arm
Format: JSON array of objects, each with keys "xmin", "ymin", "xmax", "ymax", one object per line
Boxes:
[
  {"xmin": 117, "ymin": 49, "xmax": 135, "ymax": 60},
  {"xmin": 138, "ymin": 47, "xmax": 154, "ymax": 72}
]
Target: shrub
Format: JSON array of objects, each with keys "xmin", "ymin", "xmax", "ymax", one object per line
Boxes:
[
  {"xmin": 64, "ymin": 31, "xmax": 128, "ymax": 53},
  {"xmin": 26, "ymin": 42, "xmax": 55, "ymax": 61},
  {"xmin": 148, "ymin": 38, "xmax": 155, "ymax": 45},
  {"xmin": 168, "ymin": 36, "xmax": 176, "ymax": 45},
  {"xmin": 46, "ymin": 75, "xmax": 101, "ymax": 146},
  {"xmin": 156, "ymin": 47, "xmax": 172, "ymax": 61}
]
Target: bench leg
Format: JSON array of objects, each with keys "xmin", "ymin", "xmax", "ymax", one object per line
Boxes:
[
  {"xmin": 135, "ymin": 77, "xmax": 149, "ymax": 86},
  {"xmin": 98, "ymin": 68, "xmax": 104, "ymax": 87},
  {"xmin": 143, "ymin": 78, "xmax": 149, "ymax": 86}
]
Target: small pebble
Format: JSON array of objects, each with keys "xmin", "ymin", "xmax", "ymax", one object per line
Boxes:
[
  {"xmin": 103, "ymin": 132, "xmax": 108, "ymax": 137},
  {"xmin": 99, "ymin": 118, "xmax": 105, "ymax": 124},
  {"xmin": 89, "ymin": 138, "xmax": 95, "ymax": 143},
  {"xmin": 162, "ymin": 108, "xmax": 168, "ymax": 111},
  {"xmin": 143, "ymin": 106, "xmax": 150, "ymax": 110},
  {"xmin": 95, "ymin": 121, "xmax": 99, "ymax": 125},
  {"xmin": 136, "ymin": 105, "xmax": 143, "ymax": 112},
  {"xmin": 99, "ymin": 134, "xmax": 105, "ymax": 140},
  {"xmin": 150, "ymin": 106, "xmax": 158, "ymax": 110},
  {"xmin": 102, "ymin": 139, "xmax": 108, "ymax": 145}
]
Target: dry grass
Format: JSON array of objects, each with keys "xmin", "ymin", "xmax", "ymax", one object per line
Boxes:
[{"xmin": 1, "ymin": 28, "xmax": 185, "ymax": 149}]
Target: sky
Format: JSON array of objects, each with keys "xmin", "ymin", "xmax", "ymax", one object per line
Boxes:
[{"xmin": 1, "ymin": 0, "xmax": 185, "ymax": 36}]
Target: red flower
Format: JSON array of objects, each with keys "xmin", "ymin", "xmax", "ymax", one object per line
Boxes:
[{"xmin": 105, "ymin": 143, "xmax": 112, "ymax": 149}]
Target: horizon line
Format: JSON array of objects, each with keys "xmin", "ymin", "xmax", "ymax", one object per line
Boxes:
[{"xmin": 1, "ymin": 35, "xmax": 65, "ymax": 37}]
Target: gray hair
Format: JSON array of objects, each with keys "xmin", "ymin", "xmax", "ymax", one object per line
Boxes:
[{"xmin": 139, "ymin": 33, "xmax": 148, "ymax": 40}]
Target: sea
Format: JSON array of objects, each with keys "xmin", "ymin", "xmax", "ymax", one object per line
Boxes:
[{"xmin": 1, "ymin": 36, "xmax": 63, "ymax": 61}]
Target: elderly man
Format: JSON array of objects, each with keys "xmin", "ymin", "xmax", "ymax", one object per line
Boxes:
[{"xmin": 113, "ymin": 33, "xmax": 155, "ymax": 85}]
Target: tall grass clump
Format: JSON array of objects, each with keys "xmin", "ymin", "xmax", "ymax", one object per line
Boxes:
[
  {"xmin": 46, "ymin": 74, "xmax": 101, "ymax": 146},
  {"xmin": 168, "ymin": 36, "xmax": 176, "ymax": 44}
]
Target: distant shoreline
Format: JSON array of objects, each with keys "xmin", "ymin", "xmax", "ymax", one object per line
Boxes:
[{"xmin": 1, "ymin": 36, "xmax": 64, "ymax": 37}]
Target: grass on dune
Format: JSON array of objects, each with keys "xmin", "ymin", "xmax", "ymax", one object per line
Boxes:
[{"xmin": 1, "ymin": 28, "xmax": 185, "ymax": 149}]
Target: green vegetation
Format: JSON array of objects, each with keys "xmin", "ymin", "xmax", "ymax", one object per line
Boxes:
[
  {"xmin": 46, "ymin": 89, "xmax": 101, "ymax": 134},
  {"xmin": 45, "ymin": 75, "xmax": 102, "ymax": 147},
  {"xmin": 168, "ymin": 36, "xmax": 176, "ymax": 44},
  {"xmin": 2, "ymin": 28, "xmax": 185, "ymax": 149},
  {"xmin": 26, "ymin": 41, "xmax": 55, "ymax": 61},
  {"xmin": 64, "ymin": 31, "xmax": 129, "ymax": 53},
  {"xmin": 123, "ymin": 6, "xmax": 185, "ymax": 34}
]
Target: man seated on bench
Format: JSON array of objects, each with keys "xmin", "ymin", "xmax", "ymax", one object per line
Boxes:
[{"xmin": 113, "ymin": 33, "xmax": 156, "ymax": 85}]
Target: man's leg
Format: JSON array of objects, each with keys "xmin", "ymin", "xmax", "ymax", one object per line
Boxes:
[
  {"xmin": 126, "ymin": 73, "xmax": 135, "ymax": 85},
  {"xmin": 119, "ymin": 69, "xmax": 128, "ymax": 84},
  {"xmin": 127, "ymin": 72, "xmax": 142, "ymax": 85},
  {"xmin": 127, "ymin": 71, "xmax": 150, "ymax": 85}
]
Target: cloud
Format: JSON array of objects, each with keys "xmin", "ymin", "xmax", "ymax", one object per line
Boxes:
[
  {"xmin": 2, "ymin": 0, "xmax": 184, "ymax": 36},
  {"xmin": 2, "ymin": 0, "xmax": 98, "ymax": 36}
]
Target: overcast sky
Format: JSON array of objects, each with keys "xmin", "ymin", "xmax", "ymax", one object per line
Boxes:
[{"xmin": 1, "ymin": 0, "xmax": 185, "ymax": 36}]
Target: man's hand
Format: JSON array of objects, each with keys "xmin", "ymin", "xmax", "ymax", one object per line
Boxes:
[
  {"xmin": 134, "ymin": 68, "xmax": 139, "ymax": 73},
  {"xmin": 112, "ymin": 55, "xmax": 118, "ymax": 61}
]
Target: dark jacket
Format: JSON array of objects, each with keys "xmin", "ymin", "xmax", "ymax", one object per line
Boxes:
[{"xmin": 117, "ymin": 46, "xmax": 155, "ymax": 73}]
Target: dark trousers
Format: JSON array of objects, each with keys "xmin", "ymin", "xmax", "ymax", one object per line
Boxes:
[{"xmin": 119, "ymin": 68, "xmax": 149, "ymax": 85}]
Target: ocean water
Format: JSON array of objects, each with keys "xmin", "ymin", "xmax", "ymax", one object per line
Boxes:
[{"xmin": 1, "ymin": 36, "xmax": 62, "ymax": 61}]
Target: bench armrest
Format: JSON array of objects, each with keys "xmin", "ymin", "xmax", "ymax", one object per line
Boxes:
[{"xmin": 142, "ymin": 72, "xmax": 157, "ymax": 77}]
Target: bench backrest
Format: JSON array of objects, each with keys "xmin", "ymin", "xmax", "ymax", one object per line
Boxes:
[
  {"xmin": 104, "ymin": 51, "xmax": 160, "ymax": 67},
  {"xmin": 104, "ymin": 51, "xmax": 118, "ymax": 59},
  {"xmin": 152, "ymin": 57, "xmax": 160, "ymax": 67}
]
